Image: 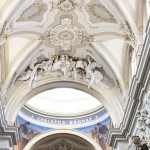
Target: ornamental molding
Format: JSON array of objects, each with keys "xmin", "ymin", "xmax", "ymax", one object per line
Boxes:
[
  {"xmin": 107, "ymin": 19, "xmax": 150, "ymax": 148},
  {"xmin": 15, "ymin": 52, "xmax": 116, "ymax": 89},
  {"xmin": 84, "ymin": 0, "xmax": 117, "ymax": 24},
  {"xmin": 48, "ymin": 18, "xmax": 83, "ymax": 50},
  {"xmin": 16, "ymin": 0, "xmax": 48, "ymax": 22},
  {"xmin": 0, "ymin": 96, "xmax": 18, "ymax": 145}
]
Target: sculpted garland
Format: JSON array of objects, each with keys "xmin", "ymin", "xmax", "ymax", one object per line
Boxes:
[{"xmin": 16, "ymin": 53, "xmax": 115, "ymax": 89}]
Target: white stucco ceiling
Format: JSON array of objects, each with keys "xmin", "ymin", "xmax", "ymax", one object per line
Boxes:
[{"xmin": 0, "ymin": 0, "xmax": 147, "ymax": 127}]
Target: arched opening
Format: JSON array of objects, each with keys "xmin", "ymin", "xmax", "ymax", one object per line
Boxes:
[
  {"xmin": 15, "ymin": 82, "xmax": 119, "ymax": 150},
  {"xmin": 26, "ymin": 88, "xmax": 102, "ymax": 116},
  {"xmin": 5, "ymin": 81, "xmax": 123, "ymax": 127},
  {"xmin": 24, "ymin": 129, "xmax": 102, "ymax": 150}
]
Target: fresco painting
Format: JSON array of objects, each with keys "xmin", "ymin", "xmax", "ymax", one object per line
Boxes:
[
  {"xmin": 17, "ymin": 116, "xmax": 53, "ymax": 150},
  {"xmin": 76, "ymin": 117, "xmax": 110, "ymax": 150},
  {"xmin": 17, "ymin": 115, "xmax": 110, "ymax": 150}
]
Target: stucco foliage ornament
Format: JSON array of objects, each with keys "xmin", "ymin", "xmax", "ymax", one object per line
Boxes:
[
  {"xmin": 85, "ymin": 0, "xmax": 117, "ymax": 24},
  {"xmin": 0, "ymin": 20, "xmax": 13, "ymax": 45},
  {"xmin": 16, "ymin": 0, "xmax": 48, "ymax": 22},
  {"xmin": 57, "ymin": 0, "xmax": 75, "ymax": 12},
  {"xmin": 55, "ymin": 0, "xmax": 84, "ymax": 12},
  {"xmin": 49, "ymin": 18, "xmax": 83, "ymax": 50},
  {"xmin": 136, "ymin": 91, "xmax": 150, "ymax": 148},
  {"xmin": 122, "ymin": 21, "xmax": 137, "ymax": 46},
  {"xmin": 16, "ymin": 53, "xmax": 115, "ymax": 89}
]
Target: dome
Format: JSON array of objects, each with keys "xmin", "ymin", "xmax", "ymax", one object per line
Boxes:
[{"xmin": 26, "ymin": 88, "xmax": 102, "ymax": 116}]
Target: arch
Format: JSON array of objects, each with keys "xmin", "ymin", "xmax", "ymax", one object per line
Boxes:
[
  {"xmin": 5, "ymin": 80, "xmax": 123, "ymax": 128},
  {"xmin": 24, "ymin": 129, "xmax": 102, "ymax": 150},
  {"xmin": 4, "ymin": 32, "xmax": 126, "ymax": 102},
  {"xmin": 114, "ymin": 0, "xmax": 140, "ymax": 43}
]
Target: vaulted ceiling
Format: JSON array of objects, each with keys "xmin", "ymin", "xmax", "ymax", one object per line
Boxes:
[{"xmin": 0, "ymin": 0, "xmax": 147, "ymax": 127}]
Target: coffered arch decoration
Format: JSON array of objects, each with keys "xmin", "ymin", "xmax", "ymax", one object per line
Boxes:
[{"xmin": 24, "ymin": 129, "xmax": 102, "ymax": 150}]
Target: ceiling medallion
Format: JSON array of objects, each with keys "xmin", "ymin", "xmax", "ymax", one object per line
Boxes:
[{"xmin": 49, "ymin": 18, "xmax": 83, "ymax": 50}]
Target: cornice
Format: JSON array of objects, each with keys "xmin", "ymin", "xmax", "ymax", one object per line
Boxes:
[
  {"xmin": 107, "ymin": 19, "xmax": 150, "ymax": 148},
  {"xmin": 23, "ymin": 105, "xmax": 104, "ymax": 119},
  {"xmin": 0, "ymin": 96, "xmax": 18, "ymax": 146}
]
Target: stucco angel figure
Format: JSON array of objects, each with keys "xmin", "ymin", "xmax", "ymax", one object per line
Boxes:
[
  {"xmin": 85, "ymin": 57, "xmax": 103, "ymax": 88},
  {"xmin": 17, "ymin": 55, "xmax": 46, "ymax": 88},
  {"xmin": 40, "ymin": 56, "xmax": 55, "ymax": 75},
  {"xmin": 145, "ymin": 126, "xmax": 150, "ymax": 147},
  {"xmin": 17, "ymin": 55, "xmax": 38, "ymax": 82},
  {"xmin": 144, "ymin": 92, "xmax": 150, "ymax": 114},
  {"xmin": 88, "ymin": 70, "xmax": 103, "ymax": 88},
  {"xmin": 29, "ymin": 55, "xmax": 38, "ymax": 70},
  {"xmin": 145, "ymin": 114, "xmax": 150, "ymax": 126},
  {"xmin": 137, "ymin": 117, "xmax": 146, "ymax": 132},
  {"xmin": 17, "ymin": 70, "xmax": 32, "ymax": 84},
  {"xmin": 51, "ymin": 54, "xmax": 71, "ymax": 76},
  {"xmin": 29, "ymin": 63, "xmax": 46, "ymax": 88},
  {"xmin": 72, "ymin": 68, "xmax": 82, "ymax": 81}
]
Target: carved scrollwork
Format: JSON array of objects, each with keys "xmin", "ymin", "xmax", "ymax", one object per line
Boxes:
[{"xmin": 16, "ymin": 52, "xmax": 115, "ymax": 89}]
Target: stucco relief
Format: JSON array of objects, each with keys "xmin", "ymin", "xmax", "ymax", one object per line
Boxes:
[
  {"xmin": 136, "ymin": 91, "xmax": 150, "ymax": 148},
  {"xmin": 16, "ymin": 52, "xmax": 115, "ymax": 89},
  {"xmin": 56, "ymin": 0, "xmax": 84, "ymax": 12},
  {"xmin": 122, "ymin": 21, "xmax": 137, "ymax": 46},
  {"xmin": 85, "ymin": 0, "xmax": 117, "ymax": 24},
  {"xmin": 16, "ymin": 0, "xmax": 48, "ymax": 22},
  {"xmin": 57, "ymin": 0, "xmax": 74, "ymax": 12},
  {"xmin": 0, "ymin": 20, "xmax": 13, "ymax": 45},
  {"xmin": 49, "ymin": 18, "xmax": 83, "ymax": 50}
]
